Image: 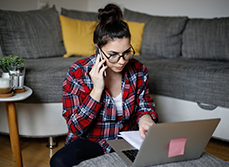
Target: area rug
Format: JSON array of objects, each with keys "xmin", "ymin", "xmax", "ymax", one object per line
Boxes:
[{"xmin": 74, "ymin": 151, "xmax": 229, "ymax": 167}]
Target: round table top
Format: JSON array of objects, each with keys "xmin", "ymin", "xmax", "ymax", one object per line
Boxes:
[{"xmin": 0, "ymin": 86, "xmax": 33, "ymax": 102}]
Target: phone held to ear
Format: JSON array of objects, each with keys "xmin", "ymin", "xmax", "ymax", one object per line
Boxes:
[{"xmin": 97, "ymin": 48, "xmax": 107, "ymax": 77}]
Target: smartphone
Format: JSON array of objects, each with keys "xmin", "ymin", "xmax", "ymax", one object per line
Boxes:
[{"xmin": 97, "ymin": 48, "xmax": 107, "ymax": 77}]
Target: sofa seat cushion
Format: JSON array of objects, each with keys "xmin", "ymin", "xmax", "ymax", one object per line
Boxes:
[
  {"xmin": 23, "ymin": 55, "xmax": 229, "ymax": 109},
  {"xmin": 135, "ymin": 55, "xmax": 229, "ymax": 108},
  {"xmin": 23, "ymin": 57, "xmax": 83, "ymax": 103}
]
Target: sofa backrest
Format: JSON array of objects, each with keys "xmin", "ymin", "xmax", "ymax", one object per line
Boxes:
[
  {"xmin": 0, "ymin": 6, "xmax": 66, "ymax": 59},
  {"xmin": 0, "ymin": 46, "xmax": 3, "ymax": 57},
  {"xmin": 61, "ymin": 8, "xmax": 97, "ymax": 21},
  {"xmin": 0, "ymin": 7, "xmax": 228, "ymax": 61},
  {"xmin": 124, "ymin": 8, "xmax": 188, "ymax": 58},
  {"xmin": 124, "ymin": 8, "xmax": 229, "ymax": 62},
  {"xmin": 182, "ymin": 17, "xmax": 229, "ymax": 61}
]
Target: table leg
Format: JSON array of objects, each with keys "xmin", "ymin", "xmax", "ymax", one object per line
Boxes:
[{"xmin": 5, "ymin": 102, "xmax": 23, "ymax": 167}]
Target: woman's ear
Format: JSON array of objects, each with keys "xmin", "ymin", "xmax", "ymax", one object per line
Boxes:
[{"xmin": 95, "ymin": 44, "xmax": 98, "ymax": 49}]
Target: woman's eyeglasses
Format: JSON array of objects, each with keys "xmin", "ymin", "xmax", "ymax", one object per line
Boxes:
[{"xmin": 99, "ymin": 45, "xmax": 135, "ymax": 63}]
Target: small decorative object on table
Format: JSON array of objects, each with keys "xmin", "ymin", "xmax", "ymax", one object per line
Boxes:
[
  {"xmin": 0, "ymin": 55, "xmax": 25, "ymax": 94},
  {"xmin": 0, "ymin": 77, "xmax": 13, "ymax": 97}
]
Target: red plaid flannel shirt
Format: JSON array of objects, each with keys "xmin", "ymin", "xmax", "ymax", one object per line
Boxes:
[{"xmin": 62, "ymin": 55, "xmax": 158, "ymax": 153}]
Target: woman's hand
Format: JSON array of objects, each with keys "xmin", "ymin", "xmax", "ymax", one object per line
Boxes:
[
  {"xmin": 139, "ymin": 115, "xmax": 155, "ymax": 139},
  {"xmin": 89, "ymin": 55, "xmax": 107, "ymax": 102}
]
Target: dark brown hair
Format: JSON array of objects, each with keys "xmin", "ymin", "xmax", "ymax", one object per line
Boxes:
[{"xmin": 93, "ymin": 4, "xmax": 131, "ymax": 48}]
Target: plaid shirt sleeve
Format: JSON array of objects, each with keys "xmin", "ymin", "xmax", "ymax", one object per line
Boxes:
[
  {"xmin": 135, "ymin": 67, "xmax": 158, "ymax": 123},
  {"xmin": 123, "ymin": 59, "xmax": 158, "ymax": 124},
  {"xmin": 62, "ymin": 56, "xmax": 102, "ymax": 138}
]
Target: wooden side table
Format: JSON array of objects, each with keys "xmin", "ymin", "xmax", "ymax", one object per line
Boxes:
[{"xmin": 0, "ymin": 86, "xmax": 32, "ymax": 167}]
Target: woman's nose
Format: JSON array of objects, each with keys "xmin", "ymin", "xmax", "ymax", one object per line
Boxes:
[{"xmin": 118, "ymin": 56, "xmax": 126, "ymax": 64}]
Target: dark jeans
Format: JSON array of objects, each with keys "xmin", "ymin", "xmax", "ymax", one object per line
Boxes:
[{"xmin": 50, "ymin": 138, "xmax": 104, "ymax": 167}]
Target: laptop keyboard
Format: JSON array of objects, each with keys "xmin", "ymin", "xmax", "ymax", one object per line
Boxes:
[{"xmin": 122, "ymin": 149, "xmax": 139, "ymax": 162}]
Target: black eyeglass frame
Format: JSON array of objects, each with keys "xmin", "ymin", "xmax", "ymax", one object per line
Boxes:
[{"xmin": 99, "ymin": 45, "xmax": 135, "ymax": 63}]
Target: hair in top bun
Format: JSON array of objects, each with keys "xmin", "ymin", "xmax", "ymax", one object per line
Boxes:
[
  {"xmin": 98, "ymin": 3, "xmax": 123, "ymax": 25},
  {"xmin": 93, "ymin": 4, "xmax": 131, "ymax": 48}
]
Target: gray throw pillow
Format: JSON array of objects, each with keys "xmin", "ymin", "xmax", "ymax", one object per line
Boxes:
[
  {"xmin": 124, "ymin": 8, "xmax": 188, "ymax": 58},
  {"xmin": 182, "ymin": 18, "xmax": 229, "ymax": 61},
  {"xmin": 0, "ymin": 6, "xmax": 66, "ymax": 59},
  {"xmin": 61, "ymin": 8, "xmax": 97, "ymax": 21}
]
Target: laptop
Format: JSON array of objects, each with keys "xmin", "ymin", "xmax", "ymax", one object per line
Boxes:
[{"xmin": 107, "ymin": 118, "xmax": 220, "ymax": 167}]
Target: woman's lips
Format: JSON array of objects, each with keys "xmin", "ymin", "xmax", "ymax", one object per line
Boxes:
[{"xmin": 115, "ymin": 66, "xmax": 123, "ymax": 70}]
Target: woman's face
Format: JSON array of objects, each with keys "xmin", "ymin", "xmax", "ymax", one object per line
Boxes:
[{"xmin": 101, "ymin": 37, "xmax": 131, "ymax": 73}]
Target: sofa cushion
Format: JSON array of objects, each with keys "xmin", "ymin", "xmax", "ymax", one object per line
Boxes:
[
  {"xmin": 0, "ymin": 46, "xmax": 3, "ymax": 57},
  {"xmin": 182, "ymin": 17, "xmax": 229, "ymax": 61},
  {"xmin": 124, "ymin": 8, "xmax": 188, "ymax": 58},
  {"xmin": 0, "ymin": 6, "xmax": 66, "ymax": 59},
  {"xmin": 59, "ymin": 15, "xmax": 97, "ymax": 57},
  {"xmin": 23, "ymin": 56, "xmax": 83, "ymax": 103},
  {"xmin": 61, "ymin": 8, "xmax": 97, "ymax": 21},
  {"xmin": 125, "ymin": 21, "xmax": 145, "ymax": 55},
  {"xmin": 23, "ymin": 54, "xmax": 229, "ymax": 108},
  {"xmin": 135, "ymin": 56, "xmax": 229, "ymax": 108}
]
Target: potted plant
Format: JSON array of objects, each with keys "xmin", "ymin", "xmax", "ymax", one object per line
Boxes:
[{"xmin": 0, "ymin": 55, "xmax": 25, "ymax": 78}]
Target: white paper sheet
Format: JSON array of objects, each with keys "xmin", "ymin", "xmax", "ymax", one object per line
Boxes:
[{"xmin": 119, "ymin": 131, "xmax": 144, "ymax": 150}]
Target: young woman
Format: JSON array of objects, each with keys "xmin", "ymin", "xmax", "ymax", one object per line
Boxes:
[{"xmin": 50, "ymin": 3, "xmax": 158, "ymax": 167}]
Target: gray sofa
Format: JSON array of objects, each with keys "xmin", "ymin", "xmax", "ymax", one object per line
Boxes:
[{"xmin": 0, "ymin": 7, "xmax": 229, "ymax": 139}]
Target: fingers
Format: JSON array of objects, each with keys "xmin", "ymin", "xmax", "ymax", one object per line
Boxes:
[
  {"xmin": 139, "ymin": 115, "xmax": 155, "ymax": 139},
  {"xmin": 95, "ymin": 54, "xmax": 106, "ymax": 74},
  {"xmin": 95, "ymin": 53, "xmax": 101, "ymax": 63},
  {"xmin": 90, "ymin": 55, "xmax": 105, "ymax": 75},
  {"xmin": 89, "ymin": 54, "xmax": 107, "ymax": 92},
  {"xmin": 139, "ymin": 127, "xmax": 147, "ymax": 139},
  {"xmin": 139, "ymin": 123, "xmax": 152, "ymax": 139},
  {"xmin": 89, "ymin": 54, "xmax": 107, "ymax": 102}
]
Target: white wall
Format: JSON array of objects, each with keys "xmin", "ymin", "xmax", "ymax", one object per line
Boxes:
[{"xmin": 0, "ymin": 0, "xmax": 229, "ymax": 18}]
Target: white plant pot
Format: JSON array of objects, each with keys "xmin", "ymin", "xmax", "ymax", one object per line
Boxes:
[{"xmin": 1, "ymin": 72, "xmax": 10, "ymax": 79}]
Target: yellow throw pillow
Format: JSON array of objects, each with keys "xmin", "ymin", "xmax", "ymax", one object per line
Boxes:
[
  {"xmin": 125, "ymin": 20, "xmax": 145, "ymax": 55},
  {"xmin": 59, "ymin": 15, "xmax": 97, "ymax": 57}
]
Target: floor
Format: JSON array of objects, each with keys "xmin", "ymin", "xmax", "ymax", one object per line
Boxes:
[{"xmin": 0, "ymin": 134, "xmax": 228, "ymax": 167}]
